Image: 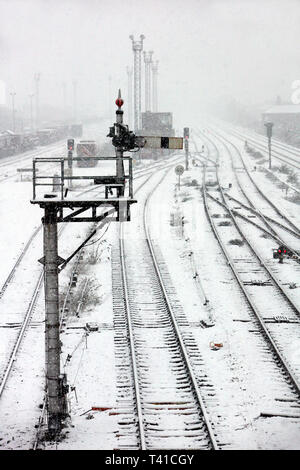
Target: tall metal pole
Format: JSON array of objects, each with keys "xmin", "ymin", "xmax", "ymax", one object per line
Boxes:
[
  {"xmin": 126, "ymin": 67, "xmax": 133, "ymax": 129},
  {"xmin": 143, "ymin": 51, "xmax": 153, "ymax": 112},
  {"xmin": 185, "ymin": 139, "xmax": 189, "ymax": 171},
  {"xmin": 264, "ymin": 121, "xmax": 274, "ymax": 170},
  {"xmin": 34, "ymin": 73, "xmax": 40, "ymax": 131},
  {"xmin": 43, "ymin": 205, "xmax": 62, "ymax": 435},
  {"xmin": 10, "ymin": 92, "xmax": 16, "ymax": 132},
  {"xmin": 115, "ymin": 89, "xmax": 125, "ymax": 193},
  {"xmin": 152, "ymin": 60, "xmax": 158, "ymax": 112},
  {"xmin": 29, "ymin": 94, "xmax": 34, "ymax": 132},
  {"xmin": 129, "ymin": 34, "xmax": 145, "ymax": 131}
]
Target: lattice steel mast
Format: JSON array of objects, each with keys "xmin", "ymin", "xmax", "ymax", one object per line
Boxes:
[
  {"xmin": 129, "ymin": 34, "xmax": 145, "ymax": 131},
  {"xmin": 143, "ymin": 51, "xmax": 153, "ymax": 112},
  {"xmin": 152, "ymin": 60, "xmax": 159, "ymax": 112}
]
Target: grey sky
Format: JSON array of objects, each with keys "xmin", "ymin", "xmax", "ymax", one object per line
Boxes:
[{"xmin": 1, "ymin": 0, "xmax": 300, "ymax": 126}]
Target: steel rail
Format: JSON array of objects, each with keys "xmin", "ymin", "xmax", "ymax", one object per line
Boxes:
[
  {"xmin": 209, "ymin": 127, "xmax": 300, "ymax": 234},
  {"xmin": 0, "ymin": 270, "xmax": 44, "ymax": 398},
  {"xmin": 117, "ymin": 172, "xmax": 157, "ymax": 450},
  {"xmin": 0, "ymin": 225, "xmax": 42, "ymax": 299},
  {"xmin": 143, "ymin": 171, "xmax": 219, "ymax": 450},
  {"xmin": 206, "ymin": 128, "xmax": 300, "ymax": 261},
  {"xmin": 217, "ymin": 125, "xmax": 300, "ymax": 171},
  {"xmin": 198, "ymin": 129, "xmax": 300, "ymax": 315},
  {"xmin": 199, "ymin": 139, "xmax": 300, "ymax": 396},
  {"xmin": 216, "ymin": 120, "xmax": 300, "ymax": 161},
  {"xmin": 118, "ymin": 165, "xmax": 218, "ymax": 449},
  {"xmin": 194, "ymin": 126, "xmax": 300, "ymax": 240},
  {"xmin": 223, "ymin": 193, "xmax": 300, "ymax": 240},
  {"xmin": 32, "ymin": 159, "xmax": 183, "ymax": 449}
]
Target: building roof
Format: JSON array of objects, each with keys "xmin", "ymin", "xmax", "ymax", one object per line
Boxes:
[{"xmin": 263, "ymin": 104, "xmax": 300, "ymax": 115}]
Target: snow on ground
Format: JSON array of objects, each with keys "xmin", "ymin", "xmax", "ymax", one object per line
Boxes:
[
  {"xmin": 214, "ymin": 125, "xmax": 300, "ymax": 228},
  {"xmin": 1, "ymin": 120, "xmax": 300, "ymax": 449},
  {"xmin": 171, "ymin": 159, "xmax": 300, "ymax": 449},
  {"xmin": 0, "ymin": 180, "xmax": 41, "ymax": 290},
  {"xmin": 46, "ymin": 224, "xmax": 119, "ymax": 450}
]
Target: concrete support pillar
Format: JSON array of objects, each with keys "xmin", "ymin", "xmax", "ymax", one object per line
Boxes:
[{"xmin": 43, "ymin": 205, "xmax": 62, "ymax": 434}]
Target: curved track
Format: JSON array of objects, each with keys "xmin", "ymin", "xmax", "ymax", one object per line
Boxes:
[
  {"xmin": 114, "ymin": 168, "xmax": 218, "ymax": 449},
  {"xmin": 195, "ymin": 130, "xmax": 300, "ymax": 399}
]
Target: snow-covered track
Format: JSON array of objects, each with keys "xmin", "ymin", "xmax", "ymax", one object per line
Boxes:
[
  {"xmin": 0, "ymin": 270, "xmax": 44, "ymax": 398},
  {"xmin": 114, "ymin": 169, "xmax": 218, "ymax": 450},
  {"xmin": 199, "ymin": 134, "xmax": 300, "ymax": 401},
  {"xmin": 216, "ymin": 124, "xmax": 300, "ymax": 172},
  {"xmin": 30, "ymin": 157, "xmax": 184, "ymax": 448},
  {"xmin": 208, "ymin": 128, "xmax": 300, "ymax": 237},
  {"xmin": 0, "ymin": 225, "xmax": 42, "ymax": 300},
  {"xmin": 0, "ymin": 141, "xmax": 67, "ymax": 183}
]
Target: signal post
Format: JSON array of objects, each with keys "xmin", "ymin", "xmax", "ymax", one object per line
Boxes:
[
  {"xmin": 115, "ymin": 91, "xmax": 125, "ymax": 193},
  {"xmin": 184, "ymin": 127, "xmax": 189, "ymax": 170},
  {"xmin": 42, "ymin": 205, "xmax": 64, "ymax": 434},
  {"xmin": 67, "ymin": 138, "xmax": 74, "ymax": 188},
  {"xmin": 264, "ymin": 121, "xmax": 274, "ymax": 170},
  {"xmin": 31, "ymin": 91, "xmax": 138, "ymax": 437},
  {"xmin": 31, "ymin": 91, "xmax": 184, "ymax": 438}
]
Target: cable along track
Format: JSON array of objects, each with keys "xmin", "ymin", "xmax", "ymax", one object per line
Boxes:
[
  {"xmin": 115, "ymin": 169, "xmax": 218, "ymax": 450},
  {"xmin": 200, "ymin": 136, "xmax": 300, "ymax": 405}
]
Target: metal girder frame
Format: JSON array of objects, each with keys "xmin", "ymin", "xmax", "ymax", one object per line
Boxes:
[
  {"xmin": 59, "ymin": 205, "xmax": 115, "ymax": 223},
  {"xmin": 47, "ymin": 201, "xmax": 134, "ymax": 223},
  {"xmin": 32, "ymin": 156, "xmax": 133, "ymax": 200}
]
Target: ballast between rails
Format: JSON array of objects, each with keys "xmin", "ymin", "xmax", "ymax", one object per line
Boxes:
[
  {"xmin": 205, "ymin": 128, "xmax": 300, "ymax": 262},
  {"xmin": 32, "ymin": 155, "xmax": 184, "ymax": 449},
  {"xmin": 209, "ymin": 127, "xmax": 300, "ymax": 235},
  {"xmin": 118, "ymin": 167, "xmax": 219, "ymax": 450},
  {"xmin": 143, "ymin": 172, "xmax": 218, "ymax": 450},
  {"xmin": 198, "ymin": 128, "xmax": 300, "ymax": 317},
  {"xmin": 199, "ymin": 133, "xmax": 300, "ymax": 396},
  {"xmin": 215, "ymin": 124, "xmax": 300, "ymax": 172}
]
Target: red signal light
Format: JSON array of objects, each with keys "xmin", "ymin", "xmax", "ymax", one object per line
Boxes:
[
  {"xmin": 115, "ymin": 98, "xmax": 124, "ymax": 107},
  {"xmin": 278, "ymin": 249, "xmax": 281, "ymax": 253},
  {"xmin": 67, "ymin": 139, "xmax": 75, "ymax": 151}
]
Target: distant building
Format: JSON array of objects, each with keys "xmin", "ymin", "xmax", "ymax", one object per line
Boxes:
[{"xmin": 262, "ymin": 105, "xmax": 300, "ymax": 144}]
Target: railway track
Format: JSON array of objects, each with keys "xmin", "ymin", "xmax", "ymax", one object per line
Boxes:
[
  {"xmin": 204, "ymin": 129, "xmax": 300, "ymax": 257},
  {"xmin": 201, "ymin": 128, "xmax": 300, "ymax": 310},
  {"xmin": 195, "ymin": 128, "xmax": 300, "ymax": 237},
  {"xmin": 112, "ymin": 168, "xmax": 219, "ymax": 450},
  {"xmin": 0, "ymin": 141, "xmax": 67, "ymax": 183},
  {"xmin": 29, "ymin": 156, "xmax": 184, "ymax": 448},
  {"xmin": 213, "ymin": 123, "xmax": 300, "ymax": 172},
  {"xmin": 0, "ymin": 155, "xmax": 182, "ymax": 311},
  {"xmin": 197, "ymin": 131, "xmax": 300, "ymax": 402}
]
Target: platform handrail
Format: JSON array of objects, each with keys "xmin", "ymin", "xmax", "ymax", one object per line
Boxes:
[{"xmin": 32, "ymin": 156, "xmax": 133, "ymax": 200}]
